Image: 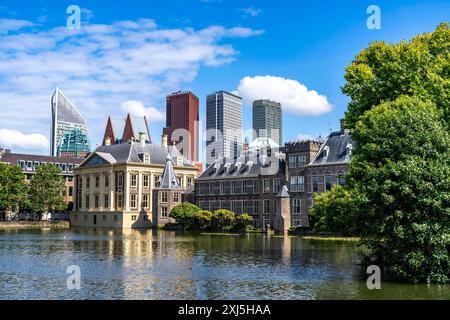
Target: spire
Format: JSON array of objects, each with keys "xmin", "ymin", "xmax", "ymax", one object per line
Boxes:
[
  {"xmin": 102, "ymin": 116, "xmax": 116, "ymax": 146},
  {"xmin": 277, "ymin": 185, "xmax": 290, "ymax": 198},
  {"xmin": 122, "ymin": 113, "xmax": 135, "ymax": 143},
  {"xmin": 159, "ymin": 154, "xmax": 180, "ymax": 189}
]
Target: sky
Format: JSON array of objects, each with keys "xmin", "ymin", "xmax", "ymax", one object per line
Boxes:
[{"xmin": 0, "ymin": 0, "xmax": 449, "ymax": 156}]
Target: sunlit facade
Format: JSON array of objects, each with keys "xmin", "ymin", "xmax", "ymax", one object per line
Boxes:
[{"xmin": 51, "ymin": 88, "xmax": 89, "ymax": 157}]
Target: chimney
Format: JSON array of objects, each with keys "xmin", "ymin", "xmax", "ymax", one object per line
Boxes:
[
  {"xmin": 162, "ymin": 134, "xmax": 168, "ymax": 148},
  {"xmin": 139, "ymin": 132, "xmax": 146, "ymax": 147},
  {"xmin": 105, "ymin": 137, "xmax": 111, "ymax": 146},
  {"xmin": 340, "ymin": 119, "xmax": 345, "ymax": 134}
]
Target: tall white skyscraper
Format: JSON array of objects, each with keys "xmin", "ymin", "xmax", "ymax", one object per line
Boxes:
[
  {"xmin": 206, "ymin": 91, "xmax": 243, "ymax": 166},
  {"xmin": 50, "ymin": 88, "xmax": 89, "ymax": 157}
]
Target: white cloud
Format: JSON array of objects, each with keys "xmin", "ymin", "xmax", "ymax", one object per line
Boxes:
[
  {"xmin": 0, "ymin": 19, "xmax": 35, "ymax": 34},
  {"xmin": 120, "ymin": 100, "xmax": 165, "ymax": 123},
  {"xmin": 239, "ymin": 7, "xmax": 263, "ymax": 17},
  {"xmin": 0, "ymin": 17, "xmax": 263, "ymax": 153},
  {"xmin": 0, "ymin": 129, "xmax": 49, "ymax": 150},
  {"xmin": 235, "ymin": 75, "xmax": 333, "ymax": 116}
]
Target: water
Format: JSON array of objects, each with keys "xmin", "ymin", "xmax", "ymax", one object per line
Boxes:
[{"xmin": 0, "ymin": 228, "xmax": 449, "ymax": 300}]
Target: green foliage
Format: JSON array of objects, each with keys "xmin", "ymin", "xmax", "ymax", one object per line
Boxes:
[
  {"xmin": 342, "ymin": 23, "xmax": 450, "ymax": 129},
  {"xmin": 211, "ymin": 209, "xmax": 235, "ymax": 229},
  {"xmin": 350, "ymin": 96, "xmax": 450, "ymax": 283},
  {"xmin": 188, "ymin": 210, "xmax": 213, "ymax": 230},
  {"xmin": 169, "ymin": 202, "xmax": 200, "ymax": 226},
  {"xmin": 232, "ymin": 213, "xmax": 254, "ymax": 231},
  {"xmin": 29, "ymin": 163, "xmax": 66, "ymax": 214},
  {"xmin": 309, "ymin": 185, "xmax": 360, "ymax": 236},
  {"xmin": 0, "ymin": 164, "xmax": 28, "ymax": 213}
]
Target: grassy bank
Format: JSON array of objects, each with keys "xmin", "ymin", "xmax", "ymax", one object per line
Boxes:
[{"xmin": 0, "ymin": 221, "xmax": 70, "ymax": 229}]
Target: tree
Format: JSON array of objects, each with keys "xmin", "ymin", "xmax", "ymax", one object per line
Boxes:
[
  {"xmin": 350, "ymin": 96, "xmax": 450, "ymax": 283},
  {"xmin": 342, "ymin": 23, "xmax": 450, "ymax": 129},
  {"xmin": 234, "ymin": 213, "xmax": 254, "ymax": 231},
  {"xmin": 169, "ymin": 202, "xmax": 200, "ymax": 227},
  {"xmin": 29, "ymin": 164, "xmax": 66, "ymax": 217},
  {"xmin": 211, "ymin": 209, "xmax": 235, "ymax": 230},
  {"xmin": 309, "ymin": 185, "xmax": 360, "ymax": 236},
  {"xmin": 0, "ymin": 164, "xmax": 28, "ymax": 218},
  {"xmin": 189, "ymin": 210, "xmax": 213, "ymax": 230}
]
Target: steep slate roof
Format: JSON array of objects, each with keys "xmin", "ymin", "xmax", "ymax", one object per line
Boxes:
[
  {"xmin": 159, "ymin": 155, "xmax": 181, "ymax": 189},
  {"xmin": 102, "ymin": 114, "xmax": 151, "ymax": 145},
  {"xmin": 309, "ymin": 130, "xmax": 355, "ymax": 166},
  {"xmin": 197, "ymin": 155, "xmax": 283, "ymax": 181},
  {"xmin": 80, "ymin": 142, "xmax": 196, "ymax": 168}
]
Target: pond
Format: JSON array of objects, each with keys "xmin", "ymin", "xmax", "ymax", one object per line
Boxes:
[{"xmin": 0, "ymin": 228, "xmax": 449, "ymax": 300}]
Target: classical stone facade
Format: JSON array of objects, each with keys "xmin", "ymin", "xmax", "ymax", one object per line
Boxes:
[{"xmin": 70, "ymin": 134, "xmax": 199, "ymax": 229}]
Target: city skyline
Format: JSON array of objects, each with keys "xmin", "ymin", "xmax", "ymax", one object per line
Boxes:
[{"xmin": 0, "ymin": 0, "xmax": 449, "ymax": 156}]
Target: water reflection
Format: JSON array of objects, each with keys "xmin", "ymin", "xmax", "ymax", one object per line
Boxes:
[{"xmin": 0, "ymin": 229, "xmax": 449, "ymax": 300}]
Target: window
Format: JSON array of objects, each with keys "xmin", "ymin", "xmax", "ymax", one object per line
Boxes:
[
  {"xmin": 130, "ymin": 194, "xmax": 137, "ymax": 208},
  {"xmin": 68, "ymin": 177, "xmax": 74, "ymax": 182},
  {"xmin": 312, "ymin": 176, "xmax": 318, "ymax": 193},
  {"xmin": 263, "ymin": 200, "xmax": 271, "ymax": 214},
  {"xmin": 104, "ymin": 194, "xmax": 109, "ymax": 208},
  {"xmin": 144, "ymin": 215, "xmax": 149, "ymax": 221},
  {"xmin": 74, "ymin": 215, "xmax": 78, "ymax": 221},
  {"xmin": 289, "ymin": 156, "xmax": 297, "ymax": 168},
  {"xmin": 117, "ymin": 174, "xmax": 123, "ymax": 188},
  {"xmin": 95, "ymin": 176, "xmax": 100, "ymax": 188},
  {"xmin": 290, "ymin": 176, "xmax": 305, "ymax": 192},
  {"xmin": 233, "ymin": 180, "xmax": 243, "ymax": 194},
  {"xmin": 143, "ymin": 175, "xmax": 149, "ymax": 188},
  {"xmin": 131, "ymin": 174, "xmax": 137, "ymax": 188},
  {"xmin": 154, "ymin": 176, "xmax": 161, "ymax": 188},
  {"xmin": 102, "ymin": 215, "xmax": 107, "ymax": 222},
  {"xmin": 131, "ymin": 215, "xmax": 137, "ymax": 221},
  {"xmin": 68, "ymin": 164, "xmax": 73, "ymax": 173},
  {"xmin": 187, "ymin": 177, "xmax": 193, "ymax": 187},
  {"xmin": 273, "ymin": 178, "xmax": 281, "ymax": 193},
  {"xmin": 325, "ymin": 175, "xmax": 333, "ymax": 191},
  {"xmin": 173, "ymin": 192, "xmax": 180, "ymax": 203},
  {"xmin": 68, "ymin": 187, "xmax": 73, "ymax": 197},
  {"xmin": 263, "ymin": 179, "xmax": 271, "ymax": 193},
  {"xmin": 86, "ymin": 177, "xmax": 90, "ymax": 189},
  {"xmin": 293, "ymin": 199, "xmax": 301, "ymax": 214},
  {"xmin": 223, "ymin": 181, "xmax": 231, "ymax": 194},
  {"xmin": 297, "ymin": 155, "xmax": 306, "ymax": 167},
  {"xmin": 245, "ymin": 180, "xmax": 255, "ymax": 194},
  {"xmin": 337, "ymin": 175, "xmax": 346, "ymax": 186},
  {"xmin": 94, "ymin": 195, "xmax": 99, "ymax": 208},
  {"xmin": 161, "ymin": 192, "xmax": 168, "ymax": 203},
  {"xmin": 84, "ymin": 215, "xmax": 87, "ymax": 221},
  {"xmin": 61, "ymin": 163, "xmax": 67, "ymax": 172},
  {"xmin": 144, "ymin": 153, "xmax": 150, "ymax": 163},
  {"xmin": 292, "ymin": 219, "xmax": 301, "ymax": 227},
  {"xmin": 142, "ymin": 194, "xmax": 149, "ymax": 208},
  {"xmin": 117, "ymin": 195, "xmax": 123, "ymax": 208},
  {"xmin": 113, "ymin": 215, "xmax": 118, "ymax": 222},
  {"xmin": 104, "ymin": 175, "xmax": 109, "ymax": 188},
  {"xmin": 85, "ymin": 195, "xmax": 90, "ymax": 208},
  {"xmin": 161, "ymin": 207, "xmax": 168, "ymax": 218}
]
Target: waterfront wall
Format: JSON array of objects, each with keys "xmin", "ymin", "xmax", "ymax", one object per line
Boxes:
[{"xmin": 0, "ymin": 221, "xmax": 70, "ymax": 229}]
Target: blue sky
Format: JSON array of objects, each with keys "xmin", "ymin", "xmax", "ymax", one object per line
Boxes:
[{"xmin": 0, "ymin": 0, "xmax": 449, "ymax": 156}]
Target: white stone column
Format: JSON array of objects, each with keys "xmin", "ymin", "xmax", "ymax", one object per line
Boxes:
[
  {"xmin": 109, "ymin": 170, "xmax": 115, "ymax": 212},
  {"xmin": 137, "ymin": 171, "xmax": 143, "ymax": 213}
]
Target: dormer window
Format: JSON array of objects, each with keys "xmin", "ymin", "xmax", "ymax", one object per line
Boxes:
[
  {"xmin": 143, "ymin": 152, "xmax": 151, "ymax": 164},
  {"xmin": 346, "ymin": 144, "xmax": 353, "ymax": 159},
  {"xmin": 177, "ymin": 156, "xmax": 183, "ymax": 166}
]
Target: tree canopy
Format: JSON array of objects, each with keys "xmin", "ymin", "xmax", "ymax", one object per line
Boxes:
[
  {"xmin": 350, "ymin": 96, "xmax": 450, "ymax": 283},
  {"xmin": 342, "ymin": 23, "xmax": 450, "ymax": 129},
  {"xmin": 0, "ymin": 164, "xmax": 27, "ymax": 214}
]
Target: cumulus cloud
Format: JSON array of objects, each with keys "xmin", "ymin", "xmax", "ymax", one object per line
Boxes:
[
  {"xmin": 239, "ymin": 7, "xmax": 263, "ymax": 17},
  {"xmin": 236, "ymin": 75, "xmax": 333, "ymax": 116},
  {"xmin": 120, "ymin": 100, "xmax": 165, "ymax": 123},
  {"xmin": 0, "ymin": 17, "xmax": 263, "ymax": 153},
  {"xmin": 0, "ymin": 129, "xmax": 49, "ymax": 150}
]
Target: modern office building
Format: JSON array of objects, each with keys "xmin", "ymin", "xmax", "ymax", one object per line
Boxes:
[
  {"xmin": 102, "ymin": 113, "xmax": 151, "ymax": 146},
  {"xmin": 206, "ymin": 91, "xmax": 243, "ymax": 166},
  {"xmin": 163, "ymin": 91, "xmax": 200, "ymax": 161},
  {"xmin": 51, "ymin": 88, "xmax": 89, "ymax": 157},
  {"xmin": 57, "ymin": 128, "xmax": 91, "ymax": 159},
  {"xmin": 252, "ymin": 99, "xmax": 283, "ymax": 147}
]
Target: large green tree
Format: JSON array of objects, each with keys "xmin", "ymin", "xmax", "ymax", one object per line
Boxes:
[
  {"xmin": 0, "ymin": 164, "xmax": 28, "ymax": 216},
  {"xmin": 350, "ymin": 96, "xmax": 450, "ymax": 283},
  {"xmin": 170, "ymin": 202, "xmax": 201, "ymax": 227},
  {"xmin": 342, "ymin": 23, "xmax": 450, "ymax": 129},
  {"xmin": 29, "ymin": 163, "xmax": 66, "ymax": 216},
  {"xmin": 211, "ymin": 209, "xmax": 235, "ymax": 230},
  {"xmin": 309, "ymin": 185, "xmax": 360, "ymax": 236}
]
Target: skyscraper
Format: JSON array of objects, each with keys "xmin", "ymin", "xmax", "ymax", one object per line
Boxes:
[
  {"xmin": 252, "ymin": 99, "xmax": 283, "ymax": 147},
  {"xmin": 163, "ymin": 91, "xmax": 199, "ymax": 161},
  {"xmin": 50, "ymin": 88, "xmax": 89, "ymax": 157},
  {"xmin": 206, "ymin": 91, "xmax": 243, "ymax": 166}
]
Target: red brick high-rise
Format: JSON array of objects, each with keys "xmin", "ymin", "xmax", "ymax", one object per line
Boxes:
[{"xmin": 163, "ymin": 91, "xmax": 199, "ymax": 161}]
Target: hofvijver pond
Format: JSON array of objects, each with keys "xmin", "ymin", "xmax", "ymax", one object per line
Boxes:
[{"xmin": 0, "ymin": 229, "xmax": 449, "ymax": 300}]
